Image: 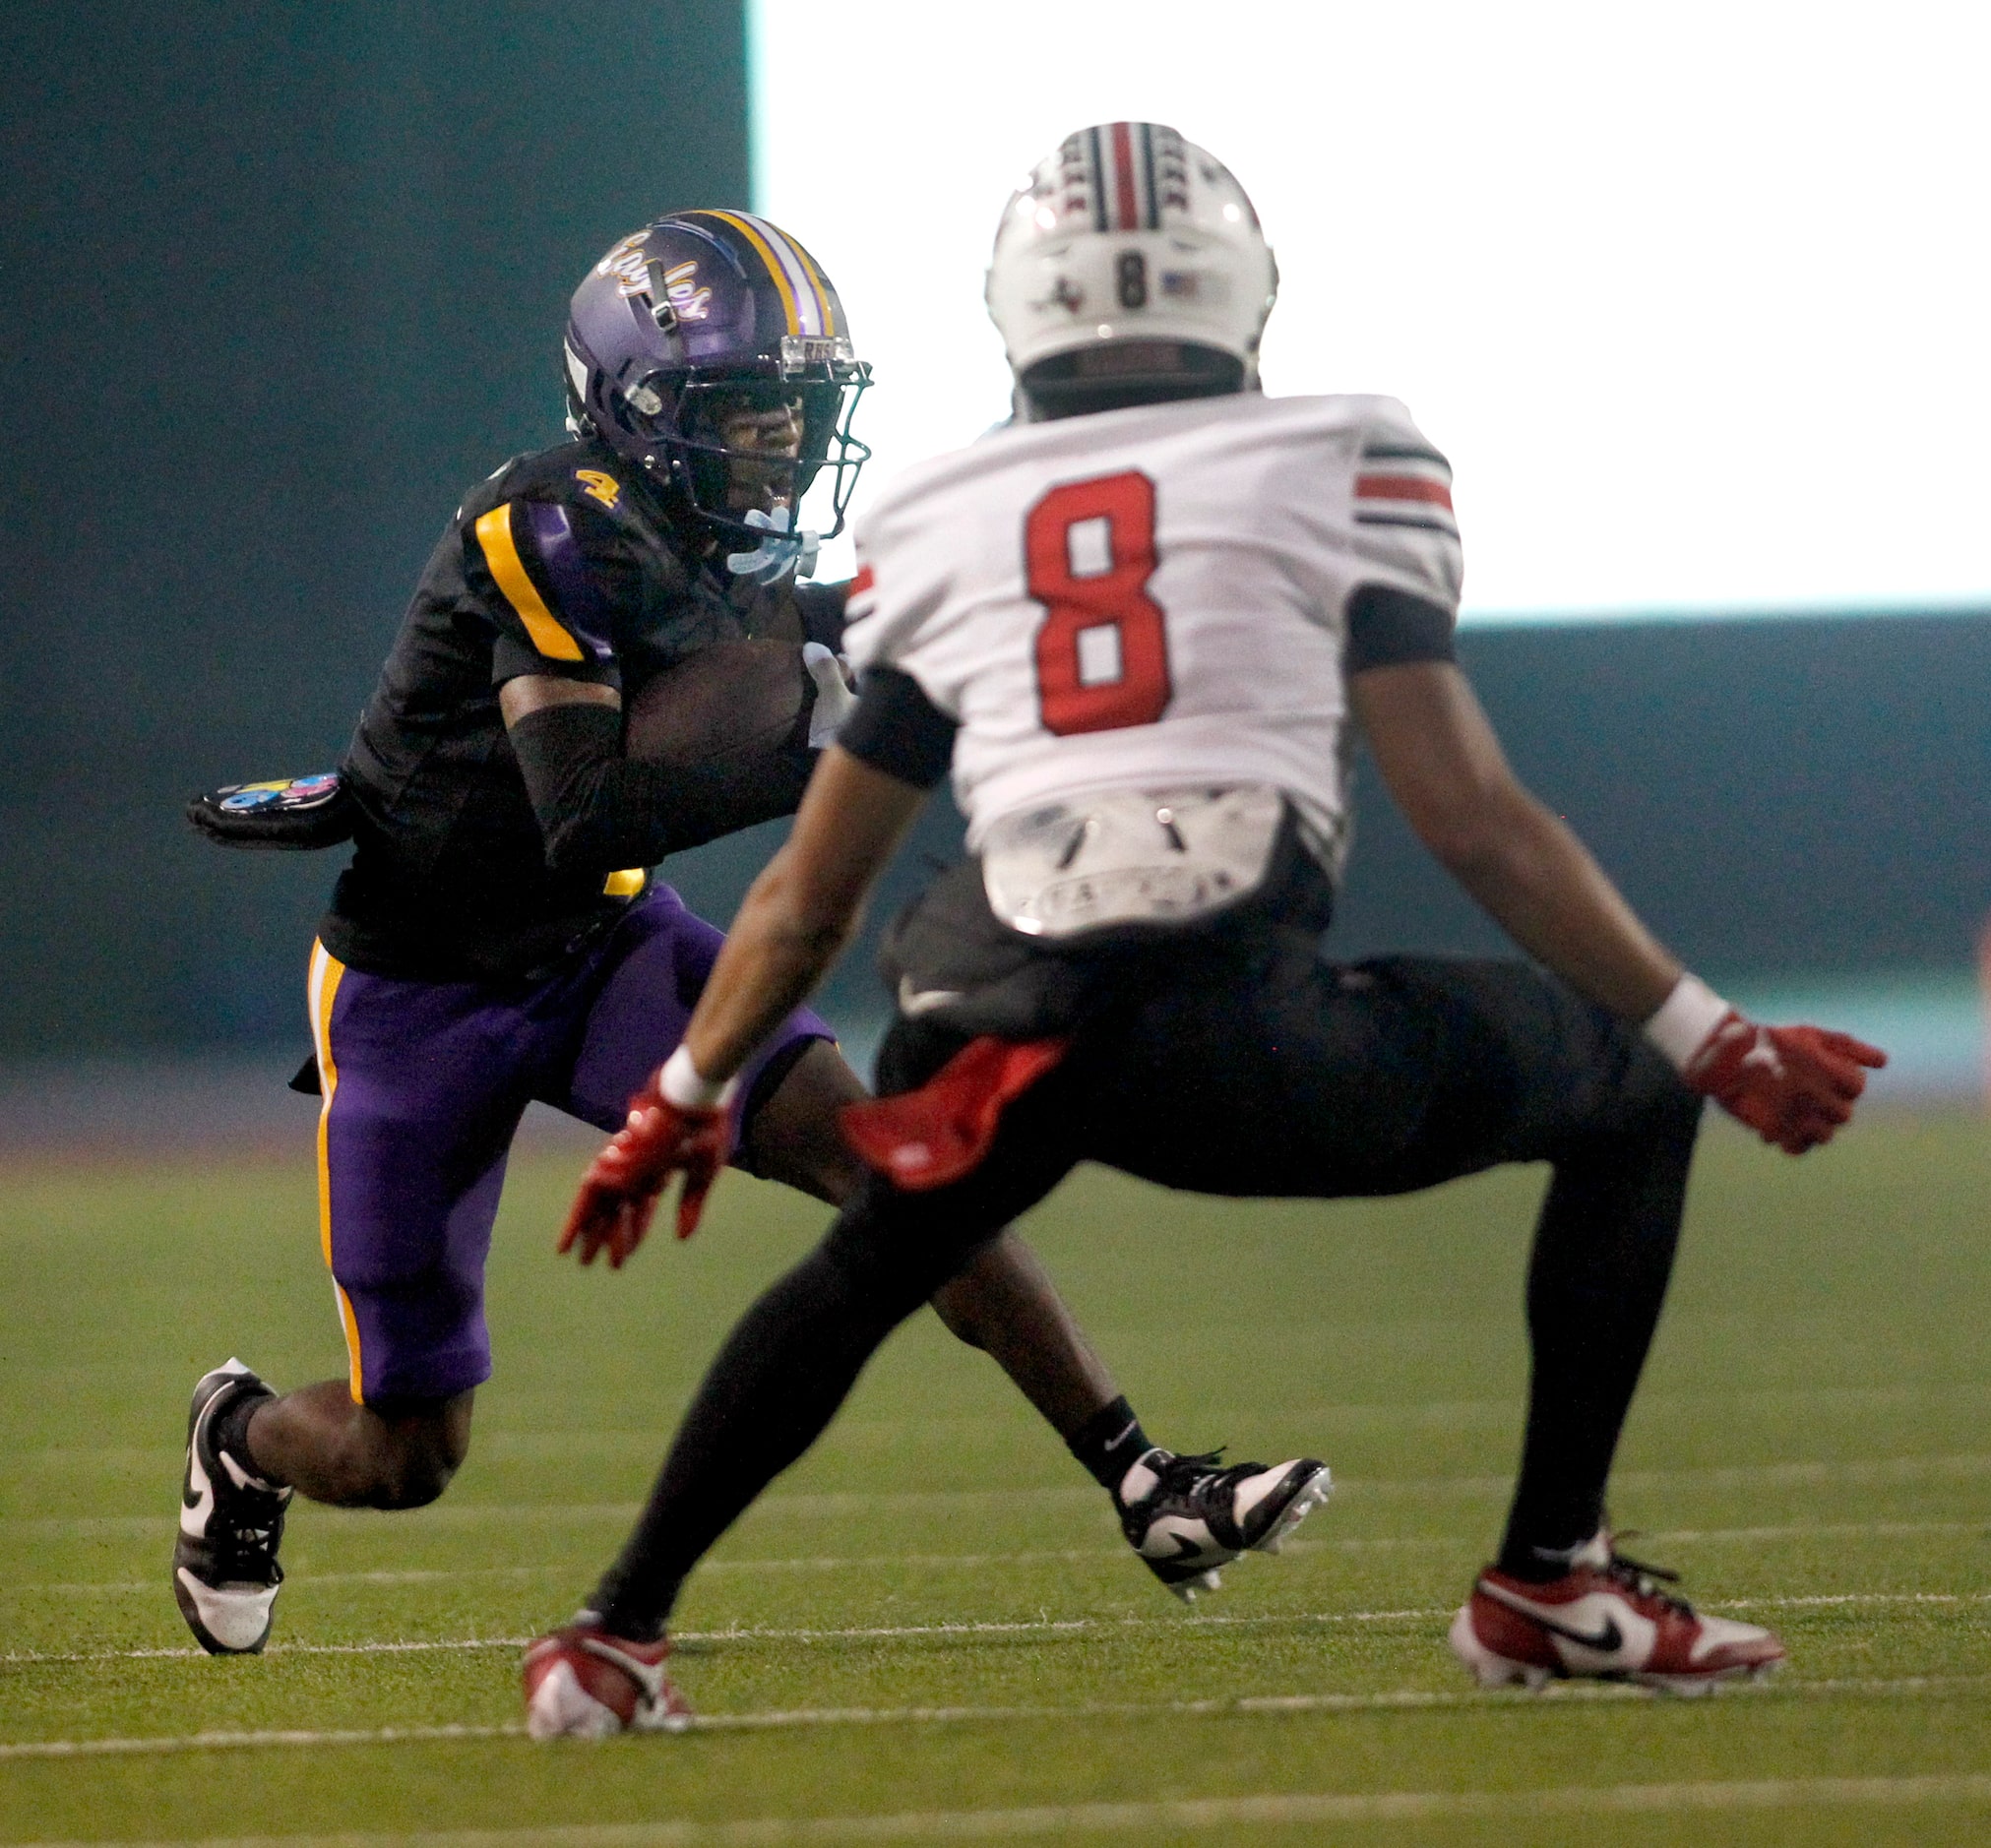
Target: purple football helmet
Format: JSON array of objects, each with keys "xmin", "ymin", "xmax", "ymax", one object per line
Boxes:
[{"xmin": 564, "ymin": 211, "xmax": 871, "ymax": 547}]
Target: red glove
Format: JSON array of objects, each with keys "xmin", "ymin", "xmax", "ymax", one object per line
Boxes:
[
  {"xmin": 560, "ymin": 1069, "xmax": 730, "ymax": 1267},
  {"xmin": 1682, "ymin": 1011, "xmax": 1887, "ymax": 1155}
]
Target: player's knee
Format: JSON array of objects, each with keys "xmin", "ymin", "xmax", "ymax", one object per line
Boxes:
[
  {"xmin": 355, "ymin": 1397, "xmax": 471, "ymax": 1509},
  {"xmin": 366, "ymin": 1438, "xmax": 461, "ymax": 1509}
]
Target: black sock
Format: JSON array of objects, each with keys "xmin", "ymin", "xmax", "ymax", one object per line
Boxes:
[
  {"xmin": 214, "ymin": 1389, "xmax": 270, "ymax": 1479},
  {"xmin": 1497, "ymin": 1088, "xmax": 1698, "ymax": 1579},
  {"xmin": 1067, "ymin": 1396, "xmax": 1151, "ymax": 1501}
]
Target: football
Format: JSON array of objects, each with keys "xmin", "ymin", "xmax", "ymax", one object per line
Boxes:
[{"xmin": 623, "ymin": 638, "xmax": 807, "ymax": 769}]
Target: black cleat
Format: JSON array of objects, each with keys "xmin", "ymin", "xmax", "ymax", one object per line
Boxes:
[
  {"xmin": 172, "ymin": 1359, "xmax": 291, "ymax": 1654},
  {"xmin": 1117, "ymin": 1448, "xmax": 1333, "ymax": 1600}
]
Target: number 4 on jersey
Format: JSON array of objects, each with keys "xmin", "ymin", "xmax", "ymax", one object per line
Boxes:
[{"xmin": 1026, "ymin": 470, "xmax": 1172, "ymax": 735}]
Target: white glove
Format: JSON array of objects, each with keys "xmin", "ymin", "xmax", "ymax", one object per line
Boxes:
[{"xmin": 801, "ymin": 642, "xmax": 856, "ymax": 748}]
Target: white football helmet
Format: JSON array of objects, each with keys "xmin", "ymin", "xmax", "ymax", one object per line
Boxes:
[{"xmin": 986, "ymin": 122, "xmax": 1277, "ymax": 415}]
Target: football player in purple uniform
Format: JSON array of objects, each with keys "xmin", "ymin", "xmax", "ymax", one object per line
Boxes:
[
  {"xmin": 173, "ymin": 210, "xmax": 1330, "ymax": 1660},
  {"xmin": 529, "ymin": 129, "xmax": 1886, "ymax": 1733}
]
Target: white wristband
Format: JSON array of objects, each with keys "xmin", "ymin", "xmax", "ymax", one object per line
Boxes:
[
  {"xmin": 658, "ymin": 1044, "xmax": 737, "ymax": 1111},
  {"xmin": 1643, "ymin": 972, "xmax": 1733, "ymax": 1074}
]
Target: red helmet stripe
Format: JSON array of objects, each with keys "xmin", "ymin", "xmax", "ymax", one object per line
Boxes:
[{"xmin": 1110, "ymin": 122, "xmax": 1139, "ymax": 232}]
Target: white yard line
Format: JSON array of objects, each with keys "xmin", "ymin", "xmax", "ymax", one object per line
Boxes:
[
  {"xmin": 1, "ymin": 1609, "xmax": 1448, "ymax": 1667},
  {"xmin": 15, "ymin": 1451, "xmax": 1991, "ymax": 1539},
  {"xmin": 25, "ymin": 1516, "xmax": 1991, "ymax": 1597},
  {"xmin": 23, "ymin": 1382, "xmax": 1991, "ymax": 1470},
  {"xmin": 3, "ymin": 1682, "xmax": 1990, "ymax": 1773},
  {"xmin": 26, "ymin": 1382, "xmax": 1990, "ymax": 1470},
  {"xmin": 9, "ymin": 1591, "xmax": 1989, "ymax": 1668}
]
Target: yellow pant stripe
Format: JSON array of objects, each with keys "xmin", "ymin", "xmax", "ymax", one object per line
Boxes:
[
  {"xmin": 474, "ymin": 504, "xmax": 584, "ymax": 662},
  {"xmin": 334, "ymin": 1284, "xmax": 364, "ymax": 1405},
  {"xmin": 308, "ymin": 942, "xmax": 364, "ymax": 1402}
]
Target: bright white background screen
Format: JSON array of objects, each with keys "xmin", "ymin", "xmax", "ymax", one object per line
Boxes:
[{"xmin": 750, "ymin": 0, "xmax": 1988, "ymax": 620}]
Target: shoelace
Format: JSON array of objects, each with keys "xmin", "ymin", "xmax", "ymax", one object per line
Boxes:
[
  {"xmin": 215, "ymin": 1484, "xmax": 289, "ymax": 1572},
  {"xmin": 1157, "ymin": 1447, "xmax": 1229, "ymax": 1495},
  {"xmin": 1602, "ymin": 1540, "xmax": 1696, "ymax": 1617}
]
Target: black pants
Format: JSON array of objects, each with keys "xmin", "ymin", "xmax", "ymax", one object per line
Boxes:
[{"xmin": 592, "ymin": 935, "xmax": 1703, "ymax": 1634}]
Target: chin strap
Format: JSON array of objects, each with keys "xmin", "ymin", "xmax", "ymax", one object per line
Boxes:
[{"xmin": 725, "ymin": 506, "xmax": 820, "ymax": 584}]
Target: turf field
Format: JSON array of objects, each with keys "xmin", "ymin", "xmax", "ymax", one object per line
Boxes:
[{"xmin": 3, "ymin": 1110, "xmax": 1990, "ymax": 1846}]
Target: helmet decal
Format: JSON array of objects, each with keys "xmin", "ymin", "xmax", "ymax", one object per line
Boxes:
[
  {"xmin": 596, "ymin": 230, "xmax": 654, "ymax": 296},
  {"xmin": 656, "ymin": 261, "xmax": 712, "ymax": 323}
]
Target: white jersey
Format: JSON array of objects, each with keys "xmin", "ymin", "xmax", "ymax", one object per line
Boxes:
[{"xmin": 841, "ymin": 391, "xmax": 1462, "ymax": 876}]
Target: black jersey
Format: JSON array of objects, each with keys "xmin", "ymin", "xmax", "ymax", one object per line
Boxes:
[{"xmin": 323, "ymin": 436, "xmax": 834, "ymax": 980}]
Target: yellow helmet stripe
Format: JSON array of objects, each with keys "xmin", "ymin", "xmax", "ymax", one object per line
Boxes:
[
  {"xmin": 473, "ymin": 505, "xmax": 584, "ymax": 662},
  {"xmin": 786, "ymin": 233, "xmax": 838, "ymax": 339},
  {"xmin": 692, "ymin": 210, "xmax": 800, "ymax": 335}
]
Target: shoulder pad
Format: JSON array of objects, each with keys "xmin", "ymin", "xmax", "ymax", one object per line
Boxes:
[{"xmin": 187, "ymin": 772, "xmax": 355, "ymax": 850}]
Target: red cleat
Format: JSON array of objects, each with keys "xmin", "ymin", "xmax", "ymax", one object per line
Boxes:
[
  {"xmin": 1448, "ymin": 1534, "xmax": 1785, "ymax": 1695},
  {"xmin": 523, "ymin": 1622, "xmax": 692, "ymax": 1740}
]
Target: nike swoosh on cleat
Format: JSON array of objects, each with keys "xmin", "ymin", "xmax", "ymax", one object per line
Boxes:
[
  {"xmin": 1535, "ymin": 1612, "xmax": 1623, "ymax": 1653},
  {"xmin": 181, "ymin": 1440, "xmax": 215, "ymax": 1537},
  {"xmin": 1480, "ymin": 1581, "xmax": 1625, "ymax": 1654}
]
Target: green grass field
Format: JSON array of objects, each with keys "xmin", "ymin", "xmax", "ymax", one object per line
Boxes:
[{"xmin": 3, "ymin": 1110, "xmax": 1990, "ymax": 1845}]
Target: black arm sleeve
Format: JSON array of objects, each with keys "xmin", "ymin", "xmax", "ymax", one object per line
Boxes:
[
  {"xmin": 838, "ymin": 666, "xmax": 959, "ymax": 789},
  {"xmin": 1344, "ymin": 584, "xmax": 1458, "ymax": 674},
  {"xmin": 508, "ymin": 699, "xmax": 816, "ymax": 870}
]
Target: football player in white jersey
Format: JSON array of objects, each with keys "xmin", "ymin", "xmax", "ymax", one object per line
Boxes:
[{"xmin": 526, "ymin": 122, "xmax": 1886, "ymax": 1733}]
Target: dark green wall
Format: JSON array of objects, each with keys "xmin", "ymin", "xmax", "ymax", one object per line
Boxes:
[
  {"xmin": 1, "ymin": 3, "xmax": 749, "ymax": 1052},
  {"xmin": 1331, "ymin": 612, "xmax": 1991, "ymax": 981},
  {"xmin": 4, "ymin": 9, "xmax": 1986, "ymax": 1057}
]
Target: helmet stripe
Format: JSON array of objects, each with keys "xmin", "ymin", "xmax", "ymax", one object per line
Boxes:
[
  {"xmin": 785, "ymin": 235, "xmax": 839, "ymax": 339},
  {"xmin": 1137, "ymin": 122, "xmax": 1158, "ymax": 230},
  {"xmin": 750, "ymin": 215, "xmax": 831, "ymax": 338},
  {"xmin": 1109, "ymin": 122, "xmax": 1138, "ymax": 232},
  {"xmin": 1087, "ymin": 125, "xmax": 1107, "ymax": 231},
  {"xmin": 736, "ymin": 212, "xmax": 825, "ymax": 336},
  {"xmin": 714, "ymin": 209, "xmax": 831, "ymax": 339},
  {"xmin": 691, "ymin": 209, "xmax": 802, "ymax": 337}
]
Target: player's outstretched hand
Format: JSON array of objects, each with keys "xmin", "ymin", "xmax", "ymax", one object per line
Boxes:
[
  {"xmin": 560, "ymin": 1076, "xmax": 730, "ymax": 1267},
  {"xmin": 1683, "ymin": 1012, "xmax": 1887, "ymax": 1155}
]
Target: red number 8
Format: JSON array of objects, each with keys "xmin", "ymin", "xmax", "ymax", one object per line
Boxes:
[{"xmin": 1026, "ymin": 470, "xmax": 1172, "ymax": 735}]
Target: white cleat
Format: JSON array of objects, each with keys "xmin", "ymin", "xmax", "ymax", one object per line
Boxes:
[
  {"xmin": 1118, "ymin": 1449, "xmax": 1333, "ymax": 1600},
  {"xmin": 172, "ymin": 1359, "xmax": 289, "ymax": 1655}
]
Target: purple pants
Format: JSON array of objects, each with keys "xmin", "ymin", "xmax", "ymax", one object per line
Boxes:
[{"xmin": 304, "ymin": 887, "xmax": 833, "ymax": 1403}]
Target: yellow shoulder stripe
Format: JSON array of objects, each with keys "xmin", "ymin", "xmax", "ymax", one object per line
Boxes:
[{"xmin": 474, "ymin": 505, "xmax": 584, "ymax": 662}]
